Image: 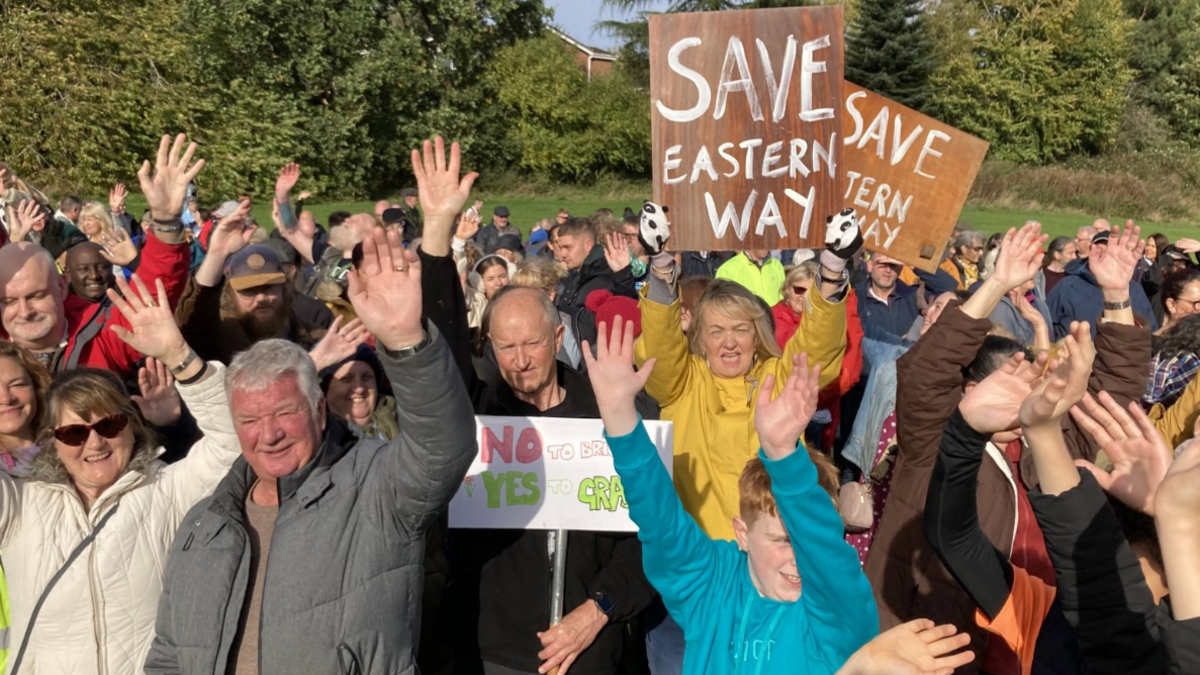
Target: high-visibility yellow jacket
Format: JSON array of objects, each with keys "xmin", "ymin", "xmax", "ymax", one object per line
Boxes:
[
  {"xmin": 714, "ymin": 253, "xmax": 787, "ymax": 306},
  {"xmin": 636, "ymin": 288, "xmax": 846, "ymax": 541}
]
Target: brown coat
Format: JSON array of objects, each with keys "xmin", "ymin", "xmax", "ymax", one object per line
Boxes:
[
  {"xmin": 864, "ymin": 305, "xmax": 1151, "ymax": 674},
  {"xmin": 175, "ymin": 276, "xmax": 327, "ymax": 365}
]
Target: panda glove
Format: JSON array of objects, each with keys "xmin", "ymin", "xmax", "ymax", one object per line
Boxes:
[
  {"xmin": 821, "ymin": 208, "xmax": 864, "ymax": 275},
  {"xmin": 639, "ymin": 201, "xmax": 672, "ymax": 262}
]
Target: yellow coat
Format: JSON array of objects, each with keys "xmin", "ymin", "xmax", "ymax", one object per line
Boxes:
[
  {"xmin": 1150, "ymin": 373, "xmax": 1200, "ymax": 448},
  {"xmin": 635, "ymin": 288, "xmax": 846, "ymax": 541}
]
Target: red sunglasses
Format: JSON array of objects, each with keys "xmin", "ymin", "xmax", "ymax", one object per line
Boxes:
[{"xmin": 54, "ymin": 414, "xmax": 129, "ymax": 446}]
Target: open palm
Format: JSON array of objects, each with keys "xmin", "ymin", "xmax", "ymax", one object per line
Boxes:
[
  {"xmin": 1070, "ymin": 391, "xmax": 1173, "ymax": 516},
  {"xmin": 347, "ymin": 228, "xmax": 423, "ymax": 350},
  {"xmin": 106, "ymin": 275, "xmax": 189, "ymax": 362},
  {"xmin": 754, "ymin": 354, "xmax": 821, "ymax": 459},
  {"xmin": 412, "ymin": 137, "xmax": 477, "ymax": 226},
  {"xmin": 959, "ymin": 353, "xmax": 1042, "ymax": 434},
  {"xmin": 1090, "ymin": 224, "xmax": 1144, "ymax": 291}
]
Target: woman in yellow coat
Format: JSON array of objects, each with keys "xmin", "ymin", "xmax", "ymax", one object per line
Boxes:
[{"xmin": 635, "ymin": 209, "xmax": 864, "ymax": 542}]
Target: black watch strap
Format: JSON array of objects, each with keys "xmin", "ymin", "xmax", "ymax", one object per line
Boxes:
[{"xmin": 592, "ymin": 592, "xmax": 615, "ymax": 617}]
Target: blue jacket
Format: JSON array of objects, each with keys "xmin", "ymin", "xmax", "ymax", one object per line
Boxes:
[
  {"xmin": 1046, "ymin": 265, "xmax": 1157, "ymax": 340},
  {"xmin": 607, "ymin": 420, "xmax": 878, "ymax": 675},
  {"xmin": 855, "ymin": 281, "xmax": 921, "ymax": 341}
]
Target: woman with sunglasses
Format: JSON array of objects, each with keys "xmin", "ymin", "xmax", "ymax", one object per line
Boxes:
[{"xmin": 0, "ymin": 275, "xmax": 241, "ymax": 675}]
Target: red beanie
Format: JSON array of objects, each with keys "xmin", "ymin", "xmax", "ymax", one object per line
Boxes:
[{"xmin": 585, "ymin": 289, "xmax": 642, "ymax": 338}]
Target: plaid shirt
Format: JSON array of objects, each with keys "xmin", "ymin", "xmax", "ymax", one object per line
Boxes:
[{"xmin": 1144, "ymin": 352, "xmax": 1200, "ymax": 407}]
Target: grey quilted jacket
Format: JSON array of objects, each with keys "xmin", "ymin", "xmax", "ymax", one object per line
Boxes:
[{"xmin": 144, "ymin": 327, "xmax": 476, "ymax": 675}]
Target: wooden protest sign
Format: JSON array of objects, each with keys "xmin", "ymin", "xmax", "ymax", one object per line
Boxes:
[
  {"xmin": 650, "ymin": 7, "xmax": 844, "ymax": 251},
  {"xmin": 843, "ymin": 82, "xmax": 990, "ymax": 272},
  {"xmin": 449, "ymin": 416, "xmax": 674, "ymax": 532}
]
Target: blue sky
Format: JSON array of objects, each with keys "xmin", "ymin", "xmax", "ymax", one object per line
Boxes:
[{"xmin": 546, "ymin": 1, "xmax": 672, "ymax": 50}]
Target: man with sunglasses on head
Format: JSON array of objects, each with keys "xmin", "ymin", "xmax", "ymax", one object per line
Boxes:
[{"xmin": 857, "ymin": 253, "xmax": 921, "ymax": 341}]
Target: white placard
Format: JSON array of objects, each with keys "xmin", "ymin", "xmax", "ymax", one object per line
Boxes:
[{"xmin": 449, "ymin": 416, "xmax": 674, "ymax": 532}]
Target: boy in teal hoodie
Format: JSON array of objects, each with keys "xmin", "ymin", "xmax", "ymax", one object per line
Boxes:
[{"xmin": 582, "ymin": 316, "xmax": 880, "ymax": 675}]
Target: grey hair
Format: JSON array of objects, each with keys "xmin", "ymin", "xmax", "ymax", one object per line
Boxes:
[
  {"xmin": 952, "ymin": 230, "xmax": 983, "ymax": 251},
  {"xmin": 225, "ymin": 339, "xmax": 323, "ymax": 417}
]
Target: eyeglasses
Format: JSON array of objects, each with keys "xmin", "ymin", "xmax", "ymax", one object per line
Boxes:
[
  {"xmin": 1174, "ymin": 297, "xmax": 1200, "ymax": 312},
  {"xmin": 791, "ymin": 285, "xmax": 809, "ymax": 296},
  {"xmin": 54, "ymin": 414, "xmax": 129, "ymax": 446}
]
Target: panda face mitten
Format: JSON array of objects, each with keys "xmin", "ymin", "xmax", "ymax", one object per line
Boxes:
[
  {"xmin": 639, "ymin": 201, "xmax": 671, "ymax": 257},
  {"xmin": 820, "ymin": 208, "xmax": 864, "ymax": 274}
]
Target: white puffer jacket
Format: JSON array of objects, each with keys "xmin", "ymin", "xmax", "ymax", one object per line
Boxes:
[{"xmin": 0, "ymin": 362, "xmax": 239, "ymax": 675}]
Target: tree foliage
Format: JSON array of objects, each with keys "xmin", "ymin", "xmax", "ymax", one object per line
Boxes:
[
  {"xmin": 845, "ymin": 0, "xmax": 937, "ymax": 112},
  {"xmin": 1123, "ymin": 0, "xmax": 1200, "ymax": 147},
  {"xmin": 927, "ymin": 0, "xmax": 1133, "ymax": 162},
  {"xmin": 0, "ymin": 0, "xmax": 546, "ymax": 200},
  {"xmin": 486, "ymin": 35, "xmax": 650, "ymax": 180}
]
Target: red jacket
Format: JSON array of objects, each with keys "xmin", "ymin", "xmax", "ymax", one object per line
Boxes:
[
  {"xmin": 772, "ymin": 290, "xmax": 864, "ymax": 409},
  {"xmin": 0, "ymin": 233, "xmax": 190, "ymax": 377}
]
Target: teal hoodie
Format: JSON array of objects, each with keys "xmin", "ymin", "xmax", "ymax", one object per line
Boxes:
[{"xmin": 606, "ymin": 420, "xmax": 878, "ymax": 675}]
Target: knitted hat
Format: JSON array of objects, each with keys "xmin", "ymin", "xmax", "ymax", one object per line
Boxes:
[{"xmin": 586, "ymin": 289, "xmax": 641, "ymax": 338}]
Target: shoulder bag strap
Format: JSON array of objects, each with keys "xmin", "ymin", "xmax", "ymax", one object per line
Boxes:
[{"xmin": 8, "ymin": 503, "xmax": 120, "ymax": 675}]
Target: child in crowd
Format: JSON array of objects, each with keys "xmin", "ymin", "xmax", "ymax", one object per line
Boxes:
[{"xmin": 583, "ymin": 316, "xmax": 972, "ymax": 675}]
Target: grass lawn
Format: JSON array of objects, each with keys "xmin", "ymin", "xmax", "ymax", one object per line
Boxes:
[{"xmin": 126, "ymin": 193, "xmax": 1200, "ymax": 244}]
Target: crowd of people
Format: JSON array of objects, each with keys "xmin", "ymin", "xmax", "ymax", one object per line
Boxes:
[{"xmin": 0, "ymin": 133, "xmax": 1198, "ymax": 675}]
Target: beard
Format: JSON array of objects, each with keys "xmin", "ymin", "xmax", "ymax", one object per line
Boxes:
[
  {"xmin": 241, "ymin": 304, "xmax": 290, "ymax": 341},
  {"xmin": 7, "ymin": 312, "xmax": 57, "ymax": 342}
]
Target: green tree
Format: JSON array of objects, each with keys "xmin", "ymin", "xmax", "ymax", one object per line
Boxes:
[
  {"xmin": 1124, "ymin": 0, "xmax": 1200, "ymax": 146},
  {"xmin": 486, "ymin": 35, "xmax": 650, "ymax": 180},
  {"xmin": 928, "ymin": 0, "xmax": 1133, "ymax": 162},
  {"xmin": 845, "ymin": 0, "xmax": 937, "ymax": 112}
]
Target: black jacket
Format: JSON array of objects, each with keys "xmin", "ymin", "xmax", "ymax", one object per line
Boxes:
[
  {"xmin": 447, "ymin": 363, "xmax": 657, "ymax": 675},
  {"xmin": 557, "ymin": 247, "xmax": 637, "ymax": 310},
  {"xmin": 679, "ymin": 250, "xmax": 731, "ymax": 278},
  {"xmin": 418, "ymin": 247, "xmax": 654, "ymax": 675}
]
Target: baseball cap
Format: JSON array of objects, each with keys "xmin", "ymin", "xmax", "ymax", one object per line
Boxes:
[
  {"xmin": 400, "ymin": 187, "xmax": 418, "ymax": 198},
  {"xmin": 381, "ymin": 207, "xmax": 407, "ymax": 227},
  {"xmin": 224, "ymin": 245, "xmax": 286, "ymax": 291},
  {"xmin": 494, "ymin": 205, "xmax": 510, "ymax": 217},
  {"xmin": 1092, "ymin": 230, "xmax": 1111, "ymax": 245},
  {"xmin": 496, "ymin": 233, "xmax": 524, "ymax": 253}
]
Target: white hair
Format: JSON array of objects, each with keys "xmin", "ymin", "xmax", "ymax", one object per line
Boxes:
[{"xmin": 225, "ymin": 339, "xmax": 323, "ymax": 417}]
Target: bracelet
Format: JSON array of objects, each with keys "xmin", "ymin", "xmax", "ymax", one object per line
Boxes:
[
  {"xmin": 169, "ymin": 349, "xmax": 199, "ymax": 375},
  {"xmin": 1103, "ymin": 298, "xmax": 1131, "ymax": 311},
  {"xmin": 175, "ymin": 360, "xmax": 209, "ymax": 386},
  {"xmin": 819, "ymin": 268, "xmax": 848, "ymax": 285}
]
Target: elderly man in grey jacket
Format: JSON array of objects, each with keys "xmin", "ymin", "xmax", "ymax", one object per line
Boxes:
[{"xmin": 146, "ymin": 140, "xmax": 479, "ymax": 675}]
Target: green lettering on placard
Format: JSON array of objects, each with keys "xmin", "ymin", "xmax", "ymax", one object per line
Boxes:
[
  {"xmin": 577, "ymin": 476, "xmax": 629, "ymax": 512},
  {"xmin": 482, "ymin": 471, "xmax": 505, "ymax": 509}
]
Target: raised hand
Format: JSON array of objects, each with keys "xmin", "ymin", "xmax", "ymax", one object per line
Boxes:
[
  {"xmin": 109, "ymin": 183, "xmax": 128, "ymax": 215},
  {"xmin": 106, "ymin": 275, "xmax": 190, "ymax": 366},
  {"xmin": 1018, "ymin": 321, "xmax": 1094, "ymax": 428},
  {"xmin": 206, "ymin": 200, "xmax": 255, "ymax": 257},
  {"xmin": 582, "ymin": 316, "xmax": 655, "ymax": 437},
  {"xmin": 455, "ymin": 209, "xmax": 482, "ymax": 241},
  {"xmin": 602, "ymin": 232, "xmax": 632, "ymax": 272},
  {"xmin": 754, "ymin": 354, "xmax": 821, "ymax": 459},
  {"xmin": 95, "ymin": 228, "xmax": 139, "ymax": 267},
  {"xmin": 138, "ymin": 133, "xmax": 205, "ymax": 221},
  {"xmin": 1090, "ymin": 223, "xmax": 1144, "ymax": 291},
  {"xmin": 988, "ymin": 222, "xmax": 1048, "ymax": 292},
  {"xmin": 412, "ymin": 136, "xmax": 477, "ymax": 243},
  {"xmin": 1069, "ymin": 391, "xmax": 1172, "ymax": 515},
  {"xmin": 1155, "ymin": 436, "xmax": 1200, "ymax": 520},
  {"xmin": 132, "ymin": 358, "xmax": 183, "ymax": 427},
  {"xmin": 309, "ymin": 315, "xmax": 369, "ymax": 372},
  {"xmin": 275, "ymin": 162, "xmax": 300, "ymax": 203},
  {"xmin": 347, "ymin": 227, "xmax": 424, "ymax": 351},
  {"xmin": 958, "ymin": 352, "xmax": 1043, "ymax": 434},
  {"xmin": 1010, "ymin": 289, "xmax": 1045, "ymax": 328},
  {"xmin": 1174, "ymin": 237, "xmax": 1200, "ymax": 255},
  {"xmin": 7, "ymin": 199, "xmax": 45, "ymax": 242},
  {"xmin": 836, "ymin": 619, "xmax": 973, "ymax": 675}
]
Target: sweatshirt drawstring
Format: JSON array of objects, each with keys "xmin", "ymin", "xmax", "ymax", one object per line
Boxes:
[
  {"xmin": 733, "ymin": 594, "xmax": 754, "ymax": 675},
  {"xmin": 755, "ymin": 606, "xmax": 786, "ymax": 675}
]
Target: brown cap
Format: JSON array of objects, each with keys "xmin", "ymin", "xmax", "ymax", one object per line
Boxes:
[{"xmin": 224, "ymin": 245, "xmax": 286, "ymax": 291}]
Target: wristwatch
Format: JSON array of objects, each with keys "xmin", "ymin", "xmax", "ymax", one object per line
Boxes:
[
  {"xmin": 592, "ymin": 592, "xmax": 614, "ymax": 618},
  {"xmin": 1103, "ymin": 298, "xmax": 1131, "ymax": 310},
  {"xmin": 169, "ymin": 349, "xmax": 199, "ymax": 375},
  {"xmin": 151, "ymin": 216, "xmax": 184, "ymax": 233},
  {"xmin": 384, "ymin": 330, "xmax": 432, "ymax": 359}
]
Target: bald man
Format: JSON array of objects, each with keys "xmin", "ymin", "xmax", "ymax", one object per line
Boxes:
[
  {"xmin": 64, "ymin": 242, "xmax": 118, "ymax": 303},
  {"xmin": 447, "ymin": 285, "xmax": 655, "ymax": 675},
  {"xmin": 0, "ymin": 231, "xmax": 189, "ymax": 375}
]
